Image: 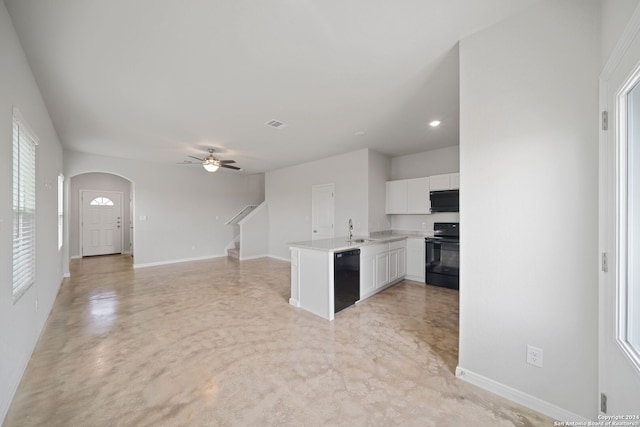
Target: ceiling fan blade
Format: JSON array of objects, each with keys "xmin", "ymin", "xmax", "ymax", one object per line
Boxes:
[
  {"xmin": 176, "ymin": 161, "xmax": 199, "ymax": 165},
  {"xmin": 220, "ymin": 164, "xmax": 242, "ymax": 171},
  {"xmin": 219, "ymin": 160, "xmax": 236, "ymax": 164},
  {"xmin": 188, "ymin": 155, "xmax": 204, "ymax": 161}
]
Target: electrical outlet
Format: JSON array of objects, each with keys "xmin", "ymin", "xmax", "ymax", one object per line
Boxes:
[
  {"xmin": 527, "ymin": 345, "xmax": 543, "ymax": 368},
  {"xmin": 421, "ymin": 222, "xmax": 427, "ymax": 229}
]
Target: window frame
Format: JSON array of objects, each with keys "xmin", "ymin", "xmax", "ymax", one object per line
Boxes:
[
  {"xmin": 58, "ymin": 174, "xmax": 64, "ymax": 251},
  {"xmin": 12, "ymin": 107, "xmax": 38, "ymax": 303},
  {"xmin": 615, "ymin": 69, "xmax": 640, "ymax": 374},
  {"xmin": 90, "ymin": 197, "xmax": 114, "ymax": 206}
]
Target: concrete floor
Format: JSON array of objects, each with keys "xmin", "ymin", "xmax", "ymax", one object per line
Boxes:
[{"xmin": 3, "ymin": 254, "xmax": 552, "ymax": 426}]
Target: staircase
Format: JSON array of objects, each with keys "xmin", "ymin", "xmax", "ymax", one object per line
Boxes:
[
  {"xmin": 227, "ymin": 239, "xmax": 240, "ymax": 260},
  {"xmin": 225, "ymin": 205, "xmax": 258, "ymax": 226},
  {"xmin": 225, "ymin": 205, "xmax": 257, "ymax": 260},
  {"xmin": 224, "ymin": 202, "xmax": 268, "ymax": 261}
]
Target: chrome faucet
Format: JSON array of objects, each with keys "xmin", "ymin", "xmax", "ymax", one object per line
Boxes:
[{"xmin": 348, "ymin": 219, "xmax": 353, "ymax": 241}]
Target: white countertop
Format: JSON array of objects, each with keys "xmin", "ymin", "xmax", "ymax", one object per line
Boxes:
[{"xmin": 289, "ymin": 234, "xmax": 410, "ymax": 252}]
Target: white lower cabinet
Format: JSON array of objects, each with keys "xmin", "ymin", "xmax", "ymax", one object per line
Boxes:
[
  {"xmin": 397, "ymin": 247, "xmax": 406, "ymax": 277},
  {"xmin": 360, "ymin": 250, "xmax": 376, "ymax": 297},
  {"xmin": 388, "ymin": 250, "xmax": 398, "ymax": 282},
  {"xmin": 360, "ymin": 240, "xmax": 406, "ymax": 300},
  {"xmin": 388, "ymin": 240, "xmax": 406, "ymax": 282},
  {"xmin": 290, "ymin": 238, "xmax": 409, "ymax": 320},
  {"xmin": 290, "ymin": 248, "xmax": 300, "ymax": 304},
  {"xmin": 361, "ymin": 243, "xmax": 388, "ymax": 297},
  {"xmin": 375, "ymin": 252, "xmax": 389, "ymax": 287},
  {"xmin": 406, "ymin": 237, "xmax": 425, "ymax": 282}
]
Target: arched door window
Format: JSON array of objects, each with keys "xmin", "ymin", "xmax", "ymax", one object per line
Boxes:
[{"xmin": 90, "ymin": 197, "xmax": 114, "ymax": 206}]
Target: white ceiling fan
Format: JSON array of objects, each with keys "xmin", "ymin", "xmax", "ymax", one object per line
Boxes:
[{"xmin": 177, "ymin": 148, "xmax": 242, "ymax": 172}]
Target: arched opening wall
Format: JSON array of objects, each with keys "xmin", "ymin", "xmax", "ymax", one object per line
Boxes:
[
  {"xmin": 63, "ymin": 150, "xmax": 264, "ymax": 271},
  {"xmin": 69, "ymin": 172, "xmax": 133, "ymax": 258}
]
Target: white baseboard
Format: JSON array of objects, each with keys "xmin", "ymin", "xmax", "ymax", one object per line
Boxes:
[
  {"xmin": 405, "ymin": 275, "xmax": 425, "ymax": 282},
  {"xmin": 133, "ymin": 254, "xmax": 226, "ymax": 269},
  {"xmin": 229, "ymin": 254, "xmax": 291, "ymax": 262},
  {"xmin": 70, "ymin": 255, "xmax": 81, "ymax": 260},
  {"xmin": 239, "ymin": 254, "xmax": 269, "ymax": 261},
  {"xmin": 455, "ymin": 367, "xmax": 588, "ymax": 422},
  {"xmin": 289, "ymin": 298, "xmax": 299, "ymax": 307},
  {"xmin": 63, "ymin": 272, "xmax": 70, "ymax": 278}
]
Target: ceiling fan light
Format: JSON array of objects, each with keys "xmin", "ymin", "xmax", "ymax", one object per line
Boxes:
[{"xmin": 203, "ymin": 163, "xmax": 219, "ymax": 172}]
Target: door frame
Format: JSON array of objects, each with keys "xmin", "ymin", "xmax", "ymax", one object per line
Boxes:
[
  {"xmin": 599, "ymin": 3, "xmax": 640, "ymax": 415},
  {"xmin": 79, "ymin": 189, "xmax": 124, "ymax": 256},
  {"xmin": 311, "ymin": 183, "xmax": 335, "ymax": 240}
]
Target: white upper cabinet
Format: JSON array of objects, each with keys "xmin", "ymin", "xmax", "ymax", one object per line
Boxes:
[
  {"xmin": 429, "ymin": 173, "xmax": 460, "ymax": 191},
  {"xmin": 386, "ymin": 177, "xmax": 431, "ymax": 214},
  {"xmin": 407, "ymin": 177, "xmax": 431, "ymax": 214},
  {"xmin": 386, "ymin": 173, "xmax": 459, "ymax": 215},
  {"xmin": 385, "ymin": 180, "xmax": 408, "ymax": 214}
]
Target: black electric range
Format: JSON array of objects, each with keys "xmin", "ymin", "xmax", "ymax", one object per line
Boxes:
[{"xmin": 425, "ymin": 223, "xmax": 459, "ymax": 289}]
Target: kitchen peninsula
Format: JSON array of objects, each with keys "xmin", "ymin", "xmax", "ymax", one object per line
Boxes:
[{"xmin": 288, "ymin": 235, "xmax": 408, "ymax": 320}]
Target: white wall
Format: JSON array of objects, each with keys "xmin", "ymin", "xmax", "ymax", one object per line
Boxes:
[
  {"xmin": 390, "ymin": 146, "xmax": 460, "ymax": 232},
  {"xmin": 64, "ymin": 151, "xmax": 265, "ymax": 269},
  {"xmin": 367, "ymin": 150, "xmax": 391, "ymax": 233},
  {"xmin": 265, "ymin": 149, "xmax": 369, "ymax": 260},
  {"xmin": 0, "ymin": 2, "xmax": 64, "ymax": 422},
  {"xmin": 69, "ymin": 173, "xmax": 132, "ymax": 257},
  {"xmin": 390, "ymin": 145, "xmax": 459, "ymax": 180},
  {"xmin": 392, "ymin": 212, "xmax": 460, "ymax": 233},
  {"xmin": 458, "ymin": 0, "xmax": 600, "ymax": 419}
]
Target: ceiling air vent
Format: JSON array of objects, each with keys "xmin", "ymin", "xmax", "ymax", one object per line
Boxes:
[{"xmin": 265, "ymin": 119, "xmax": 287, "ymax": 129}]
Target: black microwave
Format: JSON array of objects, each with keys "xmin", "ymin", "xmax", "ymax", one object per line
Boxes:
[{"xmin": 430, "ymin": 190, "xmax": 459, "ymax": 213}]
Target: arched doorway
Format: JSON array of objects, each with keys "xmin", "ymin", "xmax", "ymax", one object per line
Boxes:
[{"xmin": 69, "ymin": 173, "xmax": 133, "ymax": 258}]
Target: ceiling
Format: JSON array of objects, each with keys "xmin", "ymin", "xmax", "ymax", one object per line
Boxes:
[{"xmin": 5, "ymin": 0, "xmax": 539, "ymax": 174}]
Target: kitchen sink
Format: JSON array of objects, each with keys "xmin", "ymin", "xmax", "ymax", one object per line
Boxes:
[{"xmin": 347, "ymin": 239, "xmax": 371, "ymax": 243}]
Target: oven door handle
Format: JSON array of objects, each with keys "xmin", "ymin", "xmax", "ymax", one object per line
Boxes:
[{"xmin": 426, "ymin": 240, "xmax": 460, "ymax": 246}]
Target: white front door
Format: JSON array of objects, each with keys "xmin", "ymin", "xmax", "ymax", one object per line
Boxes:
[
  {"xmin": 81, "ymin": 190, "xmax": 123, "ymax": 256},
  {"xmin": 600, "ymin": 10, "xmax": 640, "ymax": 415},
  {"xmin": 311, "ymin": 184, "xmax": 334, "ymax": 240}
]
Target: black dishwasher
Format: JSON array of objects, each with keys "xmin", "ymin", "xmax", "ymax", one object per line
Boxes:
[{"xmin": 334, "ymin": 249, "xmax": 360, "ymax": 313}]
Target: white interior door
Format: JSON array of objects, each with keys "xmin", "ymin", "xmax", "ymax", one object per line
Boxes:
[
  {"xmin": 600, "ymin": 8, "xmax": 640, "ymax": 416},
  {"xmin": 311, "ymin": 184, "xmax": 334, "ymax": 240},
  {"xmin": 81, "ymin": 190, "xmax": 123, "ymax": 256}
]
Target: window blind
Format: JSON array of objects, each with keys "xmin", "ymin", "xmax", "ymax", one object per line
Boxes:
[
  {"xmin": 58, "ymin": 174, "xmax": 64, "ymax": 250},
  {"xmin": 12, "ymin": 108, "xmax": 38, "ymax": 302}
]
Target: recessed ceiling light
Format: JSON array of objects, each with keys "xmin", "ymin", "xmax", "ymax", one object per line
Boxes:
[
  {"xmin": 354, "ymin": 131, "xmax": 366, "ymax": 136},
  {"xmin": 429, "ymin": 120, "xmax": 441, "ymax": 127}
]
